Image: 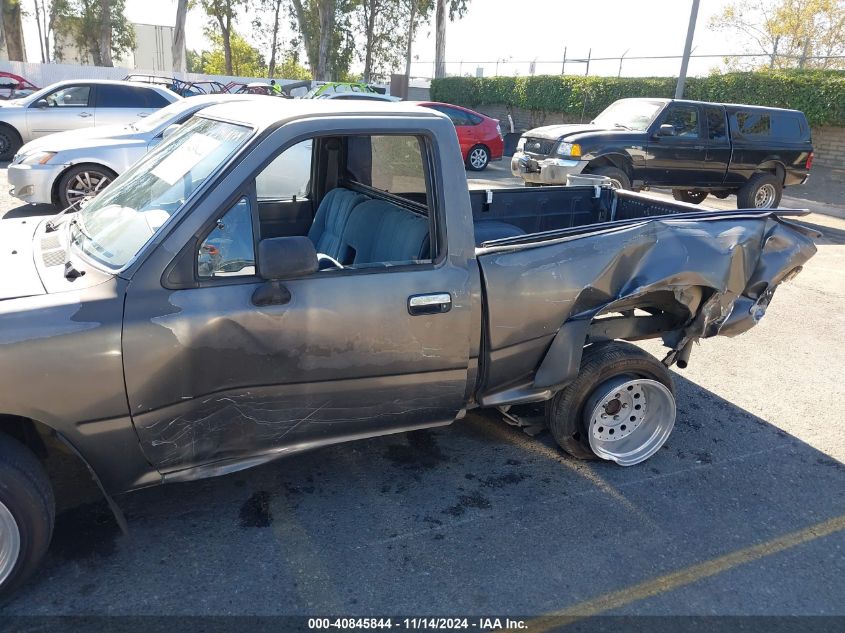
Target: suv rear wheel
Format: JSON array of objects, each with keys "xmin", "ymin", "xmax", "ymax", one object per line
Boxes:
[
  {"xmin": 737, "ymin": 173, "xmax": 782, "ymax": 209},
  {"xmin": 672, "ymin": 189, "xmax": 709, "ymax": 204},
  {"xmin": 0, "ymin": 433, "xmax": 55, "ymax": 599},
  {"xmin": 546, "ymin": 341, "xmax": 676, "ymax": 466}
]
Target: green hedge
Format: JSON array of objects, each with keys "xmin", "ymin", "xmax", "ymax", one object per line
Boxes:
[{"xmin": 430, "ymin": 71, "xmax": 845, "ymax": 127}]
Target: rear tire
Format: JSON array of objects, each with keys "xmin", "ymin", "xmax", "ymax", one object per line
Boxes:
[
  {"xmin": 0, "ymin": 125, "xmax": 22, "ymax": 161},
  {"xmin": 57, "ymin": 164, "xmax": 118, "ymax": 210},
  {"xmin": 587, "ymin": 166, "xmax": 631, "ymax": 190},
  {"xmin": 0, "ymin": 433, "xmax": 55, "ymax": 599},
  {"xmin": 737, "ymin": 172, "xmax": 782, "ymax": 209},
  {"xmin": 466, "ymin": 145, "xmax": 490, "ymax": 171},
  {"xmin": 546, "ymin": 341, "xmax": 676, "ymax": 466},
  {"xmin": 672, "ymin": 189, "xmax": 709, "ymax": 204}
]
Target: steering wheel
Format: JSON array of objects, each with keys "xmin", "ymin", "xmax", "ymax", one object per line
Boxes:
[{"xmin": 317, "ymin": 253, "xmax": 344, "ymax": 270}]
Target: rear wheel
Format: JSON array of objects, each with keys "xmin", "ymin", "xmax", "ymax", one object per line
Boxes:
[
  {"xmin": 57, "ymin": 164, "xmax": 118, "ymax": 210},
  {"xmin": 672, "ymin": 189, "xmax": 709, "ymax": 204},
  {"xmin": 587, "ymin": 165, "xmax": 631, "ymax": 190},
  {"xmin": 466, "ymin": 145, "xmax": 490, "ymax": 171},
  {"xmin": 737, "ymin": 172, "xmax": 782, "ymax": 209},
  {"xmin": 546, "ymin": 341, "xmax": 676, "ymax": 466},
  {"xmin": 0, "ymin": 433, "xmax": 55, "ymax": 599},
  {"xmin": 0, "ymin": 125, "xmax": 22, "ymax": 161}
]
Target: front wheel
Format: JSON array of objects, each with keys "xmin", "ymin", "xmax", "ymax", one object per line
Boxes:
[
  {"xmin": 0, "ymin": 433, "xmax": 55, "ymax": 599},
  {"xmin": 57, "ymin": 164, "xmax": 118, "ymax": 210},
  {"xmin": 545, "ymin": 341, "xmax": 676, "ymax": 466},
  {"xmin": 0, "ymin": 126, "xmax": 22, "ymax": 161},
  {"xmin": 672, "ymin": 189, "xmax": 709, "ymax": 204},
  {"xmin": 586, "ymin": 166, "xmax": 631, "ymax": 190},
  {"xmin": 466, "ymin": 145, "xmax": 490, "ymax": 171}
]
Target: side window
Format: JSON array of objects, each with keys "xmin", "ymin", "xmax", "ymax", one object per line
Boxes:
[
  {"xmin": 40, "ymin": 85, "xmax": 91, "ymax": 107},
  {"xmin": 256, "ymin": 140, "xmax": 312, "ymax": 200},
  {"xmin": 737, "ymin": 112, "xmax": 771, "ymax": 136},
  {"xmin": 662, "ymin": 104, "xmax": 699, "ymax": 138},
  {"xmin": 198, "ymin": 197, "xmax": 256, "ymax": 278},
  {"xmin": 434, "ymin": 105, "xmax": 471, "ymax": 127},
  {"xmin": 141, "ymin": 88, "xmax": 171, "ymax": 108},
  {"xmin": 347, "ymin": 135, "xmax": 431, "ymax": 204},
  {"xmin": 705, "ymin": 107, "xmax": 727, "ymax": 141},
  {"xmin": 96, "ymin": 85, "xmax": 139, "ymax": 108},
  {"xmin": 771, "ymin": 115, "xmax": 802, "ymax": 140}
]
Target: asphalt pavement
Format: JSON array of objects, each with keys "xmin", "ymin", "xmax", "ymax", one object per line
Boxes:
[{"xmin": 1, "ymin": 162, "xmax": 844, "ymax": 626}]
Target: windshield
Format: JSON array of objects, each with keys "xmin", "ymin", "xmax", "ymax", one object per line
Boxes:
[
  {"xmin": 592, "ymin": 99, "xmax": 666, "ymax": 132},
  {"xmin": 129, "ymin": 99, "xmax": 195, "ymax": 133},
  {"xmin": 70, "ymin": 116, "xmax": 252, "ymax": 270}
]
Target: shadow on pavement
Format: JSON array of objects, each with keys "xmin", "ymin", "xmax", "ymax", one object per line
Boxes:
[
  {"xmin": 1, "ymin": 202, "xmax": 54, "ymax": 220},
  {"xmin": 4, "ymin": 371, "xmax": 844, "ymax": 616},
  {"xmin": 790, "ymin": 218, "xmax": 845, "ymax": 246}
]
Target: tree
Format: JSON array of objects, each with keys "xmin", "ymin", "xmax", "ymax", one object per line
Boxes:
[
  {"xmin": 289, "ymin": 0, "xmax": 356, "ymax": 80},
  {"xmin": 191, "ymin": 31, "xmax": 266, "ymax": 76},
  {"xmin": 404, "ymin": 0, "xmax": 433, "ymax": 80},
  {"xmin": 710, "ymin": 0, "xmax": 845, "ymax": 69},
  {"xmin": 173, "ymin": 0, "xmax": 189, "ymax": 73},
  {"xmin": 433, "ymin": 0, "xmax": 468, "ymax": 78},
  {"xmin": 1, "ymin": 0, "xmax": 26, "ymax": 61},
  {"xmin": 253, "ymin": 0, "xmax": 284, "ymax": 76},
  {"xmin": 200, "ymin": 0, "xmax": 246, "ymax": 75},
  {"xmin": 52, "ymin": 0, "xmax": 135, "ymax": 65}
]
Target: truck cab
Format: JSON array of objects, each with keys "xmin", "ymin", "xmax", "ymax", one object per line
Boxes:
[{"xmin": 0, "ymin": 100, "xmax": 817, "ymax": 597}]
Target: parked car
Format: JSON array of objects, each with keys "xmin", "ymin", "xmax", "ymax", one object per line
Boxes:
[
  {"xmin": 0, "ymin": 79, "xmax": 180, "ymax": 161},
  {"xmin": 0, "ymin": 72, "xmax": 39, "ymax": 100},
  {"xmin": 311, "ymin": 91, "xmax": 400, "ymax": 102},
  {"xmin": 417, "ymin": 101, "xmax": 504, "ymax": 170},
  {"xmin": 511, "ymin": 98, "xmax": 814, "ymax": 208},
  {"xmin": 231, "ymin": 82, "xmax": 286, "ymax": 97},
  {"xmin": 303, "ymin": 82, "xmax": 385, "ymax": 98},
  {"xmin": 7, "ymin": 93, "xmax": 267, "ymax": 209},
  {"xmin": 0, "ymin": 99, "xmax": 817, "ymax": 597},
  {"xmin": 122, "ymin": 74, "xmax": 188, "ymax": 95}
]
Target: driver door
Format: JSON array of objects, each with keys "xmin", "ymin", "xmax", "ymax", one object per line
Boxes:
[{"xmin": 26, "ymin": 83, "xmax": 96, "ymax": 138}]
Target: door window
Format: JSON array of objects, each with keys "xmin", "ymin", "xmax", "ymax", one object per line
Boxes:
[
  {"xmin": 256, "ymin": 140, "xmax": 312, "ymax": 200},
  {"xmin": 662, "ymin": 104, "xmax": 699, "ymax": 138},
  {"xmin": 198, "ymin": 197, "xmax": 256, "ymax": 278},
  {"xmin": 38, "ymin": 85, "xmax": 91, "ymax": 108},
  {"xmin": 96, "ymin": 84, "xmax": 164, "ymax": 108},
  {"xmin": 705, "ymin": 107, "xmax": 727, "ymax": 141}
]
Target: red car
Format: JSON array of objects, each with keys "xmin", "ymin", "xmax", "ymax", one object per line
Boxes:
[{"xmin": 418, "ymin": 101, "xmax": 503, "ymax": 171}]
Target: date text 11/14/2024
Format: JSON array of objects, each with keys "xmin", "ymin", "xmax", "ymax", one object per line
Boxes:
[{"xmin": 307, "ymin": 618, "xmax": 528, "ymax": 630}]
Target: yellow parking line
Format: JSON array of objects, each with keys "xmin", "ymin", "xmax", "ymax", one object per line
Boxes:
[{"xmin": 528, "ymin": 513, "xmax": 845, "ymax": 632}]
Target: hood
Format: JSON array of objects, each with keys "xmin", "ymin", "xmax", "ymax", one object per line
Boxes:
[
  {"xmin": 524, "ymin": 124, "xmax": 605, "ymax": 140},
  {"xmin": 0, "ymin": 216, "xmax": 45, "ymax": 300},
  {"xmin": 19, "ymin": 124, "xmax": 147, "ymax": 155}
]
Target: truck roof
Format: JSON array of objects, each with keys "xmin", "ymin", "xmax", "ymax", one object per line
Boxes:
[
  {"xmin": 620, "ymin": 97, "xmax": 805, "ymax": 115},
  {"xmin": 197, "ymin": 99, "xmax": 444, "ymax": 131}
]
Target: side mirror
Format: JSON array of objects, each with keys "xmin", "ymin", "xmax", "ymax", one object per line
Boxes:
[
  {"xmin": 34, "ymin": 99, "xmax": 48, "ymax": 109},
  {"xmin": 656, "ymin": 123, "xmax": 676, "ymax": 137},
  {"xmin": 161, "ymin": 123, "xmax": 181, "ymax": 139},
  {"xmin": 258, "ymin": 236, "xmax": 318, "ymax": 280},
  {"xmin": 253, "ymin": 237, "xmax": 318, "ymax": 306}
]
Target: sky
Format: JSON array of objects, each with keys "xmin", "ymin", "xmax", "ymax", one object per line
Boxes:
[{"xmin": 21, "ymin": 0, "xmax": 760, "ymax": 78}]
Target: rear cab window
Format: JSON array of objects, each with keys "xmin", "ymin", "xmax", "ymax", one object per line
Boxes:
[{"xmin": 733, "ymin": 110, "xmax": 806, "ymax": 142}]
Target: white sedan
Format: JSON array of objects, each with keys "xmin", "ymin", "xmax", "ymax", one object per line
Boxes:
[{"xmin": 8, "ymin": 93, "xmax": 268, "ymax": 209}]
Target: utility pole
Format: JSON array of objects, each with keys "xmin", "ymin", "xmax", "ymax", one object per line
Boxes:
[{"xmin": 675, "ymin": 0, "xmax": 700, "ymax": 99}]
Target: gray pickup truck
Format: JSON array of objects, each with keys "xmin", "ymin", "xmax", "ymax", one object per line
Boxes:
[{"xmin": 0, "ymin": 100, "xmax": 817, "ymax": 597}]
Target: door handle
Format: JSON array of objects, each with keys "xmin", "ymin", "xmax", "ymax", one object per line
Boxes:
[
  {"xmin": 137, "ymin": 112, "xmax": 150, "ymax": 118},
  {"xmin": 78, "ymin": 112, "xmax": 92, "ymax": 118},
  {"xmin": 408, "ymin": 293, "xmax": 452, "ymax": 316}
]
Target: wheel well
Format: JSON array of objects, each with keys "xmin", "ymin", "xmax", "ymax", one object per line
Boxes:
[
  {"xmin": 757, "ymin": 161, "xmax": 786, "ymax": 185},
  {"xmin": 584, "ymin": 154, "xmax": 631, "ymax": 178},
  {"xmin": 0, "ymin": 414, "xmax": 52, "ymax": 459},
  {"xmin": 51, "ymin": 162, "xmax": 117, "ymax": 207},
  {"xmin": 0, "ymin": 121, "xmax": 21, "ymax": 140}
]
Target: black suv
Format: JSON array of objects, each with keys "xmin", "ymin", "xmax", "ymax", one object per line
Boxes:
[{"xmin": 512, "ymin": 98, "xmax": 814, "ymax": 208}]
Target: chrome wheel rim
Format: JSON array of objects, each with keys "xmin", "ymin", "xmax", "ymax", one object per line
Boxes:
[
  {"xmin": 66, "ymin": 171, "xmax": 111, "ymax": 206},
  {"xmin": 469, "ymin": 148, "xmax": 488, "ymax": 169},
  {"xmin": 584, "ymin": 376, "xmax": 676, "ymax": 466},
  {"xmin": 753, "ymin": 183, "xmax": 777, "ymax": 208},
  {"xmin": 0, "ymin": 500, "xmax": 21, "ymax": 587}
]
